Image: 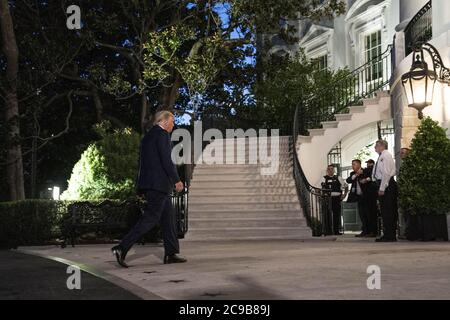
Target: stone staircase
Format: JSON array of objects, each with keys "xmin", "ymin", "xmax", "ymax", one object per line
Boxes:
[
  {"xmin": 296, "ymin": 91, "xmax": 392, "ymax": 187},
  {"xmin": 185, "ymin": 136, "xmax": 312, "ymax": 241}
]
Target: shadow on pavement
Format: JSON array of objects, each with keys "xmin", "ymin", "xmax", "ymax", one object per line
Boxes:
[{"xmin": 0, "ymin": 250, "xmax": 141, "ymax": 300}]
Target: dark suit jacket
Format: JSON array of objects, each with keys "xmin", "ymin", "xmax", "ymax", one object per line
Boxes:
[
  {"xmin": 136, "ymin": 125, "xmax": 180, "ymax": 194},
  {"xmin": 360, "ymin": 167, "xmax": 373, "ymax": 194},
  {"xmin": 346, "ymin": 171, "xmax": 363, "ymax": 203},
  {"xmin": 346, "ymin": 168, "xmax": 374, "ymax": 202}
]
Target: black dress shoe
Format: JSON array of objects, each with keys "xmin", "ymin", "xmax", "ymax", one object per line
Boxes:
[
  {"xmin": 375, "ymin": 237, "xmax": 397, "ymax": 242},
  {"xmin": 111, "ymin": 245, "xmax": 129, "ymax": 268},
  {"xmin": 355, "ymin": 232, "xmax": 367, "ymax": 238},
  {"xmin": 164, "ymin": 254, "xmax": 187, "ymax": 264}
]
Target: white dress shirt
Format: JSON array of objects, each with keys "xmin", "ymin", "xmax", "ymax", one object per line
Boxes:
[{"xmin": 372, "ymin": 150, "xmax": 396, "ymax": 192}]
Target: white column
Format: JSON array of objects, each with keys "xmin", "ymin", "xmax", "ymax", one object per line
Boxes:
[{"xmin": 432, "ymin": 0, "xmax": 450, "ymax": 38}]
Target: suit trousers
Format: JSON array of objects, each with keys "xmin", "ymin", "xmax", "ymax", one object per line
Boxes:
[
  {"xmin": 363, "ymin": 189, "xmax": 379, "ymax": 234},
  {"xmin": 355, "ymin": 195, "xmax": 369, "ymax": 234},
  {"xmin": 378, "ymin": 178, "xmax": 398, "ymax": 240},
  {"xmin": 329, "ymin": 196, "xmax": 342, "ymax": 235},
  {"xmin": 120, "ymin": 190, "xmax": 180, "ymax": 255}
]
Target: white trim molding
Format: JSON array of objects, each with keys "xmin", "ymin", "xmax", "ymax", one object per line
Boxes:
[
  {"xmin": 299, "ymin": 24, "xmax": 334, "ymax": 68},
  {"xmin": 346, "ymin": 0, "xmax": 391, "ymax": 68}
]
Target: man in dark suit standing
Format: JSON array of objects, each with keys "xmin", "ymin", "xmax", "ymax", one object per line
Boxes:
[
  {"xmin": 359, "ymin": 160, "xmax": 379, "ymax": 237},
  {"xmin": 346, "ymin": 159, "xmax": 374, "ymax": 237},
  {"xmin": 112, "ymin": 111, "xmax": 187, "ymax": 267}
]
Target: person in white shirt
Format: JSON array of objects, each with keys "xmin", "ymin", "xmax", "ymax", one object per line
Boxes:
[
  {"xmin": 321, "ymin": 165, "xmax": 348, "ymax": 235},
  {"xmin": 372, "ymin": 140, "xmax": 398, "ymax": 242}
]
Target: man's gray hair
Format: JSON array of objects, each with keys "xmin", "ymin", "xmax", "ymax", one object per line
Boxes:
[
  {"xmin": 376, "ymin": 139, "xmax": 388, "ymax": 149},
  {"xmin": 154, "ymin": 110, "xmax": 174, "ymax": 125}
]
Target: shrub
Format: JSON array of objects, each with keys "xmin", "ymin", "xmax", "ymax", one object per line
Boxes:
[
  {"xmin": 399, "ymin": 117, "xmax": 450, "ymax": 216},
  {"xmin": 62, "ymin": 122, "xmax": 141, "ymax": 200},
  {"xmin": 0, "ymin": 200, "xmax": 68, "ymax": 248},
  {"xmin": 0, "ymin": 199, "xmax": 161, "ymax": 249}
]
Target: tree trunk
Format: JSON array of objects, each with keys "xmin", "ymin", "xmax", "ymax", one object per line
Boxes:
[
  {"xmin": 140, "ymin": 91, "xmax": 149, "ymax": 133},
  {"xmin": 91, "ymin": 88, "xmax": 104, "ymax": 122},
  {"xmin": 0, "ymin": 0, "xmax": 25, "ymax": 201},
  {"xmin": 160, "ymin": 72, "xmax": 183, "ymax": 111}
]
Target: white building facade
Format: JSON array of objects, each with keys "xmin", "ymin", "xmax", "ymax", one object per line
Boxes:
[{"xmin": 285, "ymin": 0, "xmax": 450, "ymax": 181}]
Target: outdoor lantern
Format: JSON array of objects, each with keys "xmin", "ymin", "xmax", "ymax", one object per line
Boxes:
[{"xmin": 401, "ymin": 47, "xmax": 437, "ymax": 119}]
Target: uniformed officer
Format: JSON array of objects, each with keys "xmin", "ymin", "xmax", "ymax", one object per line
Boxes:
[
  {"xmin": 321, "ymin": 165, "xmax": 348, "ymax": 235},
  {"xmin": 372, "ymin": 140, "xmax": 398, "ymax": 242}
]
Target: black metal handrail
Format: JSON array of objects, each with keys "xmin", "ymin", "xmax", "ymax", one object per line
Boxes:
[
  {"xmin": 173, "ymin": 163, "xmax": 192, "ymax": 238},
  {"xmin": 296, "ymin": 45, "xmax": 393, "ymax": 135},
  {"xmin": 292, "ymin": 45, "xmax": 394, "ymax": 236},
  {"xmin": 173, "ymin": 189, "xmax": 189, "ymax": 238},
  {"xmin": 404, "ymin": 1, "xmax": 432, "ymax": 55},
  {"xmin": 291, "ymin": 136, "xmax": 332, "ymax": 236}
]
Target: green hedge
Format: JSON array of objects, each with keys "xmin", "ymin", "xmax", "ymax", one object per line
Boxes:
[
  {"xmin": 0, "ymin": 199, "xmax": 160, "ymax": 249},
  {"xmin": 0, "ymin": 200, "xmax": 68, "ymax": 248}
]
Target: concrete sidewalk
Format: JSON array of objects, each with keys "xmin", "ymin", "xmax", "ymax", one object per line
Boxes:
[{"xmin": 16, "ymin": 237, "xmax": 450, "ymax": 300}]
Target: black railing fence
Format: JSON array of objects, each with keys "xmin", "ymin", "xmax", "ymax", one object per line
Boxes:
[
  {"xmin": 291, "ymin": 136, "xmax": 332, "ymax": 236},
  {"xmin": 173, "ymin": 163, "xmax": 191, "ymax": 238},
  {"xmin": 295, "ymin": 45, "xmax": 393, "ymax": 136},
  {"xmin": 173, "ymin": 189, "xmax": 189, "ymax": 238},
  {"xmin": 404, "ymin": 1, "xmax": 432, "ymax": 55},
  {"xmin": 292, "ymin": 45, "xmax": 394, "ymax": 236}
]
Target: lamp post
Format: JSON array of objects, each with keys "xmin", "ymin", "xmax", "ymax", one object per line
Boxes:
[{"xmin": 401, "ymin": 43, "xmax": 450, "ymax": 119}]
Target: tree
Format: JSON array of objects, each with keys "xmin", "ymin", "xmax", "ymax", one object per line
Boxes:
[
  {"xmin": 399, "ymin": 117, "xmax": 450, "ymax": 216},
  {"xmin": 0, "ymin": 0, "xmax": 347, "ymax": 201},
  {"xmin": 0, "ymin": 0, "xmax": 25, "ymax": 200},
  {"xmin": 83, "ymin": 0, "xmax": 346, "ymax": 127},
  {"xmin": 253, "ymin": 50, "xmax": 350, "ymax": 133}
]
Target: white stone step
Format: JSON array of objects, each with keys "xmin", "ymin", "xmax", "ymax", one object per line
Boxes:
[
  {"xmin": 189, "ymin": 187, "xmax": 297, "ymax": 196},
  {"xmin": 194, "ymin": 161, "xmax": 292, "ymax": 169},
  {"xmin": 185, "ymin": 227, "xmax": 311, "ymax": 241},
  {"xmin": 189, "ymin": 209, "xmax": 302, "ymax": 219},
  {"xmin": 321, "ymin": 121, "xmax": 339, "ymax": 129},
  {"xmin": 189, "ymin": 202, "xmax": 301, "ymax": 211},
  {"xmin": 334, "ymin": 114, "xmax": 352, "ymax": 121},
  {"xmin": 189, "ymin": 194, "xmax": 299, "ymax": 204},
  {"xmin": 190, "ymin": 179, "xmax": 296, "ymax": 188},
  {"xmin": 189, "ymin": 217, "xmax": 307, "ymax": 229},
  {"xmin": 308, "ymin": 128, "xmax": 326, "ymax": 136},
  {"xmin": 186, "ymin": 135, "xmax": 310, "ymax": 241},
  {"xmin": 349, "ymin": 105, "xmax": 366, "ymax": 113},
  {"xmin": 363, "ymin": 97, "xmax": 379, "ymax": 106},
  {"xmin": 297, "ymin": 136, "xmax": 312, "ymax": 144},
  {"xmin": 193, "ymin": 169, "xmax": 292, "ymax": 176},
  {"xmin": 192, "ymin": 173, "xmax": 294, "ymax": 181}
]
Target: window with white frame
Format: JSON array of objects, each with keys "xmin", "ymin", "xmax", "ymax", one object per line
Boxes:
[
  {"xmin": 364, "ymin": 30, "xmax": 382, "ymax": 82},
  {"xmin": 314, "ymin": 55, "xmax": 328, "ymax": 72}
]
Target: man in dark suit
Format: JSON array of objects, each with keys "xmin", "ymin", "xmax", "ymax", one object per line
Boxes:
[
  {"xmin": 359, "ymin": 160, "xmax": 379, "ymax": 236},
  {"xmin": 346, "ymin": 159, "xmax": 374, "ymax": 237},
  {"xmin": 112, "ymin": 111, "xmax": 187, "ymax": 267}
]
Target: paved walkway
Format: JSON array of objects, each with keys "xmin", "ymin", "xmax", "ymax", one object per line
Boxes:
[
  {"xmin": 16, "ymin": 236, "xmax": 450, "ymax": 300},
  {"xmin": 0, "ymin": 250, "xmax": 141, "ymax": 300}
]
